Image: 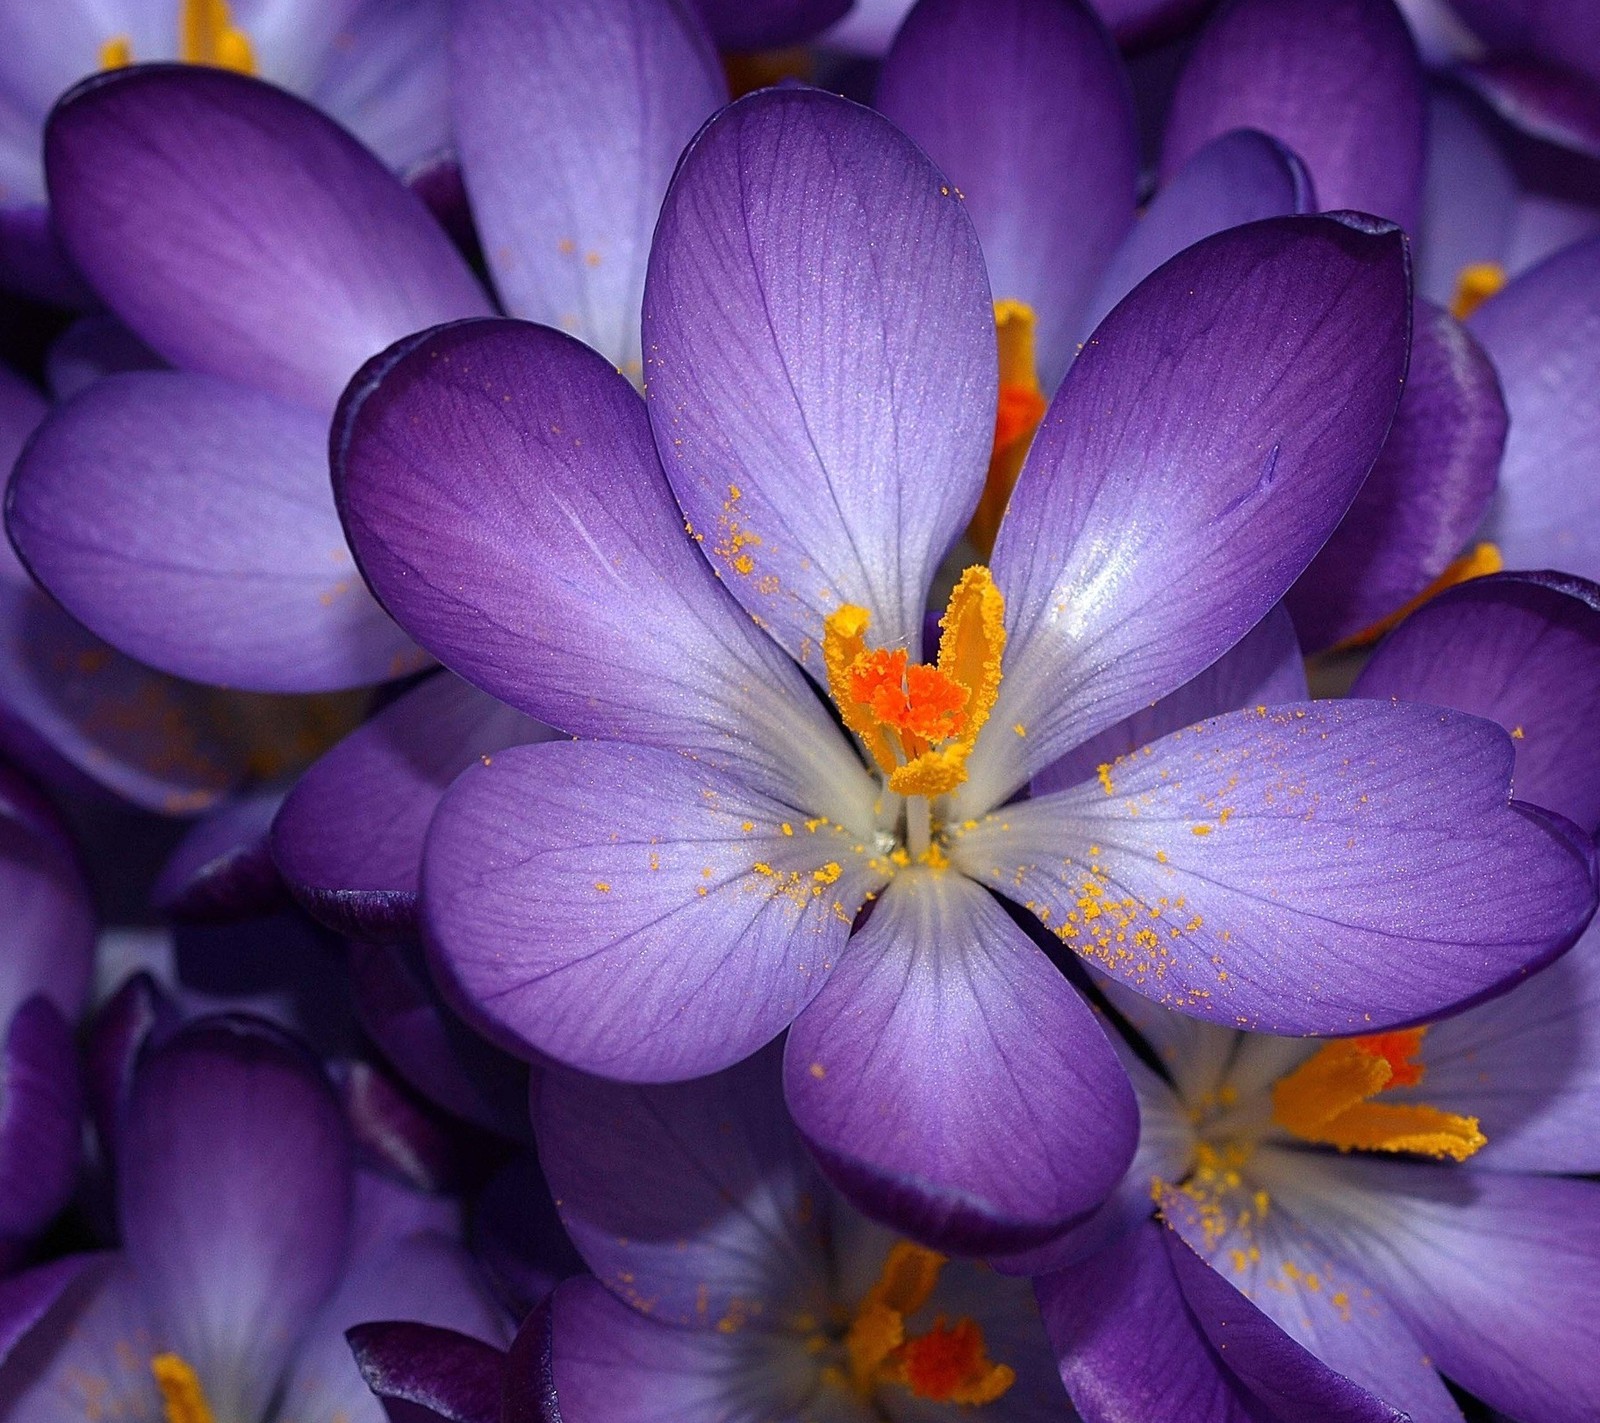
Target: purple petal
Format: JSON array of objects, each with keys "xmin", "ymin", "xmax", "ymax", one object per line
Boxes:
[
  {"xmin": 1158, "ymin": 1177, "xmax": 1466, "ymax": 1423},
  {"xmin": 279, "ymin": 1234, "xmax": 509, "ymax": 1423},
  {"xmin": 423, "ymin": 741, "xmax": 882, "ymax": 1079},
  {"xmin": 0, "ymin": 999, "xmax": 82, "ymax": 1245},
  {"xmin": 348, "ymin": 940, "xmax": 532, "ymax": 1138},
  {"xmin": 453, "ymin": 0, "xmax": 723, "ymax": 375},
  {"xmin": 1163, "ymin": 1228, "xmax": 1409, "ymax": 1423},
  {"xmin": 1039, "ymin": 1220, "xmax": 1260, "ymax": 1423},
  {"xmin": 696, "ymin": 0, "xmax": 851, "ymax": 48},
  {"xmin": 45, "ymin": 314, "xmax": 164, "ymax": 400},
  {"xmin": 119, "ymin": 1016, "xmax": 351, "ymax": 1420},
  {"xmin": 642, "ymin": 87, "xmax": 997, "ymax": 672},
  {"xmin": 336, "ymin": 1060, "xmax": 460, "ymax": 1196},
  {"xmin": 84, "ymin": 973, "xmax": 176, "ymax": 1168},
  {"xmin": 0, "ymin": 760, "xmax": 94, "ymax": 1022},
  {"xmin": 967, "ymin": 214, "xmax": 1410, "ymax": 809},
  {"xmin": 0, "ymin": 1261, "xmax": 165, "ymax": 1423},
  {"xmin": 1081, "ymin": 128, "xmax": 1313, "ymax": 347},
  {"xmin": 347, "ymin": 1322, "xmax": 506, "ymax": 1423},
  {"xmin": 875, "ymin": 0, "xmax": 1138, "ymax": 388},
  {"xmin": 1417, "ymin": 88, "xmax": 1519, "ymax": 307},
  {"xmin": 1260, "ymin": 1155, "xmax": 1600, "ymax": 1423},
  {"xmin": 45, "ymin": 66, "xmax": 489, "ymax": 413},
  {"xmin": 1468, "ymin": 233, "xmax": 1600, "ymax": 578},
  {"xmin": 547, "ymin": 1275, "xmax": 810, "ymax": 1422},
  {"xmin": 1354, "ymin": 571, "xmax": 1600, "ymax": 832},
  {"xmin": 955, "ymin": 700, "xmax": 1597, "ymax": 1034},
  {"xmin": 535, "ymin": 1044, "xmax": 832, "ymax": 1329},
  {"xmin": 1383, "ymin": 916, "xmax": 1600, "ymax": 1172},
  {"xmin": 8, "ymin": 371, "xmax": 427, "ymax": 692},
  {"xmin": 151, "ymin": 788, "xmax": 288, "ymax": 923},
  {"xmin": 1287, "ymin": 299, "xmax": 1506, "ymax": 651},
  {"xmin": 1449, "ymin": 0, "xmax": 1600, "ymax": 84},
  {"xmin": 502, "ymin": 1298, "xmax": 557, "ymax": 1423},
  {"xmin": 274, "ymin": 672, "xmax": 550, "ymax": 940},
  {"xmin": 1162, "ymin": 0, "xmax": 1426, "ymax": 231},
  {"xmin": 0, "ymin": 206, "xmax": 94, "ymax": 308},
  {"xmin": 333, "ymin": 318, "xmax": 869, "ymax": 819},
  {"xmin": 0, "ymin": 1256, "xmax": 99, "ymax": 1370},
  {"xmin": 1456, "ymin": 57, "xmax": 1600, "ymax": 158},
  {"xmin": 1034, "ymin": 603, "xmax": 1306, "ymax": 799},
  {"xmin": 783, "ymin": 871, "xmax": 1137, "ymax": 1253}
]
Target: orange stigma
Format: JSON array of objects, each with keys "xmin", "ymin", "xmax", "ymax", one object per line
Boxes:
[
  {"xmin": 823, "ymin": 566, "xmax": 1005, "ymax": 799},
  {"xmin": 1271, "ymin": 1027, "xmax": 1485, "ymax": 1162},
  {"xmin": 837, "ymin": 1241, "xmax": 1015, "ymax": 1407},
  {"xmin": 970, "ymin": 300, "xmax": 1047, "ymax": 557},
  {"xmin": 1335, "ymin": 541, "xmax": 1503, "ymax": 650}
]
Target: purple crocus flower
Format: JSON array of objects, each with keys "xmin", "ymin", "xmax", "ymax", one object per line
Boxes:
[
  {"xmin": 0, "ymin": 760, "xmax": 92, "ymax": 1269},
  {"xmin": 0, "ymin": 0, "xmax": 450, "ymax": 304},
  {"xmin": 1027, "ymin": 571, "xmax": 1600, "ymax": 1422},
  {"xmin": 0, "ymin": 1014, "xmax": 507, "ymax": 1423},
  {"xmin": 332, "ymin": 85, "xmax": 1593, "ymax": 1252}
]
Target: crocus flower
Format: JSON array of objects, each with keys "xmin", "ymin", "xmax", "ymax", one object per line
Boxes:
[
  {"xmin": 0, "ymin": 1014, "xmax": 507, "ymax": 1423},
  {"xmin": 0, "ymin": 760, "xmax": 91, "ymax": 1268},
  {"xmin": 1032, "ymin": 571, "xmax": 1600, "ymax": 1422},
  {"xmin": 4, "ymin": 0, "xmax": 729, "ymax": 806},
  {"xmin": 0, "ymin": 0, "xmax": 450, "ymax": 303},
  {"xmin": 333, "ymin": 85, "xmax": 1593, "ymax": 1252}
]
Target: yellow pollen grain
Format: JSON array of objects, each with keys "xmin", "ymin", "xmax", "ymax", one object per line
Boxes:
[
  {"xmin": 813, "ymin": 862, "xmax": 843, "ymax": 885},
  {"xmin": 594, "ymin": 881, "xmax": 611, "ymax": 893}
]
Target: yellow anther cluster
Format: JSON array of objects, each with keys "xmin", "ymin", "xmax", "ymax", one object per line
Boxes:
[{"xmin": 100, "ymin": 0, "xmax": 257, "ymax": 75}]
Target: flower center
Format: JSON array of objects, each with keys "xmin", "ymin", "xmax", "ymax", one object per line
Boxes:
[
  {"xmin": 1449, "ymin": 261, "xmax": 1507, "ymax": 321},
  {"xmin": 100, "ymin": 0, "xmax": 257, "ymax": 74},
  {"xmin": 830, "ymin": 1240, "xmax": 1015, "ymax": 1408},
  {"xmin": 1270, "ymin": 1028, "xmax": 1486, "ymax": 1162},
  {"xmin": 823, "ymin": 566, "xmax": 1005, "ymax": 802},
  {"xmin": 151, "ymin": 1354, "xmax": 216, "ymax": 1423},
  {"xmin": 970, "ymin": 301, "xmax": 1048, "ymax": 558}
]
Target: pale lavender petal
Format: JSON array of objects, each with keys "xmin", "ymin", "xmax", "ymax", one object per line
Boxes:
[
  {"xmin": 1417, "ymin": 87, "xmax": 1518, "ymax": 307},
  {"xmin": 453, "ymin": 0, "xmax": 724, "ymax": 375},
  {"xmin": 643, "ymin": 87, "xmax": 997, "ymax": 672},
  {"xmin": 423, "ymin": 741, "xmax": 883, "ymax": 1080}
]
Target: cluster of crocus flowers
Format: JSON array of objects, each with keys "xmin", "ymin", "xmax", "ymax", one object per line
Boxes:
[{"xmin": 1, "ymin": 0, "xmax": 1600, "ymax": 1420}]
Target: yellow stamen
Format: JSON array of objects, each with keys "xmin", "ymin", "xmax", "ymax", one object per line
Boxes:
[
  {"xmin": 99, "ymin": 35, "xmax": 133, "ymax": 69},
  {"xmin": 151, "ymin": 1354, "xmax": 216, "ymax": 1423},
  {"xmin": 180, "ymin": 0, "xmax": 257, "ymax": 74},
  {"xmin": 1272, "ymin": 1028, "xmax": 1485, "ymax": 1162},
  {"xmin": 1335, "ymin": 541, "xmax": 1503, "ymax": 650},
  {"xmin": 970, "ymin": 300, "xmax": 1048, "ymax": 557},
  {"xmin": 840, "ymin": 1242, "xmax": 1015, "ymax": 1406},
  {"xmin": 821, "ymin": 566, "xmax": 1006, "ymax": 800},
  {"xmin": 1450, "ymin": 262, "xmax": 1507, "ymax": 321}
]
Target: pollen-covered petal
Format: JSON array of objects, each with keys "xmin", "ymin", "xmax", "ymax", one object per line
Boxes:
[
  {"xmin": 965, "ymin": 214, "xmax": 1408, "ymax": 813},
  {"xmin": 1468, "ymin": 234, "xmax": 1600, "ymax": 580},
  {"xmin": 1079, "ymin": 128, "xmax": 1313, "ymax": 345},
  {"xmin": 952, "ymin": 700, "xmax": 1597, "ymax": 1036},
  {"xmin": 1286, "ymin": 299, "xmax": 1506, "ymax": 653},
  {"xmin": 1245, "ymin": 1152, "xmax": 1600, "ymax": 1423},
  {"xmin": 8, "ymin": 371, "xmax": 424, "ymax": 692},
  {"xmin": 535, "ymin": 1043, "xmax": 832, "ymax": 1333},
  {"xmin": 783, "ymin": 870, "xmax": 1136, "ymax": 1254},
  {"xmin": 44, "ymin": 67, "xmax": 489, "ymax": 412},
  {"xmin": 334, "ymin": 318, "xmax": 874, "ymax": 827},
  {"xmin": 875, "ymin": 0, "xmax": 1138, "ymax": 390},
  {"xmin": 1162, "ymin": 0, "xmax": 1426, "ymax": 231},
  {"xmin": 452, "ymin": 0, "xmax": 724, "ymax": 377},
  {"xmin": 643, "ymin": 87, "xmax": 997, "ymax": 675},
  {"xmin": 1157, "ymin": 1173, "xmax": 1466, "ymax": 1423},
  {"xmin": 274, "ymin": 673, "xmax": 552, "ymax": 940},
  {"xmin": 1355, "ymin": 571, "xmax": 1600, "ymax": 835},
  {"xmin": 423, "ymin": 741, "xmax": 883, "ymax": 1082}
]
